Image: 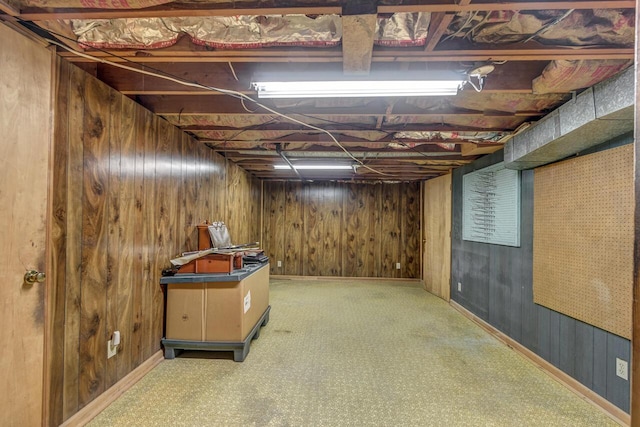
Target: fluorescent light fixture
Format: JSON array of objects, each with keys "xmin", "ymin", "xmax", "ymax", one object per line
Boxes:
[
  {"xmin": 251, "ymin": 71, "xmax": 465, "ymax": 98},
  {"xmin": 274, "ymin": 164, "xmax": 353, "ymax": 170}
]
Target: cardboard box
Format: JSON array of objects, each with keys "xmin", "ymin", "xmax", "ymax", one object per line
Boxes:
[
  {"xmin": 165, "ymin": 265, "xmax": 269, "ymax": 342},
  {"xmin": 165, "ymin": 282, "xmax": 204, "ymax": 341}
]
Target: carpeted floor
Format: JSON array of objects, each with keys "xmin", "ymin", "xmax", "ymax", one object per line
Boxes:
[{"xmin": 89, "ymin": 279, "xmax": 617, "ymax": 426}]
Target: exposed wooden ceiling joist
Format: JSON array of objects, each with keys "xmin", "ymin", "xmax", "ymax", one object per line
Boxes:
[
  {"xmin": 206, "ymin": 141, "xmax": 474, "ymax": 151},
  {"xmin": 18, "ymin": 1, "xmax": 634, "ymax": 21},
  {"xmin": 183, "ymin": 120, "xmax": 537, "ymax": 133},
  {"xmin": 204, "ymin": 141, "xmax": 501, "ymax": 149},
  {"xmin": 141, "ymin": 97, "xmax": 544, "ymax": 118},
  {"xmin": 424, "ymin": 12, "xmax": 454, "ymax": 52},
  {"xmin": 424, "ymin": 0, "xmax": 472, "ymax": 52},
  {"xmin": 18, "ymin": 0, "xmax": 633, "ymax": 182},
  {"xmin": 57, "ymin": 46, "xmax": 634, "ymax": 63},
  {"xmin": 216, "ymin": 148, "xmax": 469, "ymax": 156},
  {"xmin": 172, "ymin": 106, "xmax": 544, "ymax": 124},
  {"xmin": 341, "ymin": 14, "xmax": 377, "ymax": 74},
  {"xmin": 377, "ymin": 1, "xmax": 634, "ymax": 13},
  {"xmin": 92, "ymin": 61, "xmax": 548, "ymax": 95},
  {"xmin": 18, "ymin": 6, "xmax": 343, "ymax": 20},
  {"xmin": 217, "ymin": 154, "xmax": 473, "ymax": 162},
  {"xmin": 192, "ymin": 127, "xmax": 524, "ymax": 139},
  {"xmin": 91, "ymin": 61, "xmax": 548, "ymax": 95}
]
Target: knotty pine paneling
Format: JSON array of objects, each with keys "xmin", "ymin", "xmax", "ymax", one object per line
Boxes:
[
  {"xmin": 381, "ymin": 184, "xmax": 402, "ymax": 278},
  {"xmin": 105, "ymin": 93, "xmax": 121, "ymax": 390},
  {"xmin": 321, "ymin": 182, "xmax": 343, "ymax": 276},
  {"xmin": 264, "ymin": 181, "xmax": 286, "ymax": 275},
  {"xmin": 226, "ymin": 160, "xmax": 245, "ymax": 244},
  {"xmin": 62, "ymin": 63, "xmax": 86, "ymax": 420},
  {"xmin": 77, "ymin": 73, "xmax": 110, "ymax": 405},
  {"xmin": 115, "ymin": 96, "xmax": 136, "ymax": 382},
  {"xmin": 263, "ymin": 181, "xmax": 420, "ymax": 278},
  {"xmin": 402, "ymin": 183, "xmax": 421, "ymax": 279},
  {"xmin": 49, "ymin": 59, "xmax": 261, "ymax": 426},
  {"xmin": 303, "ymin": 183, "xmax": 321, "ymax": 276},
  {"xmin": 360, "ymin": 182, "xmax": 382, "ymax": 276},
  {"xmin": 342, "ymin": 183, "xmax": 359, "ymax": 277},
  {"xmin": 284, "ymin": 181, "xmax": 304, "ymax": 275},
  {"xmin": 225, "ymin": 161, "xmax": 262, "ymax": 245}
]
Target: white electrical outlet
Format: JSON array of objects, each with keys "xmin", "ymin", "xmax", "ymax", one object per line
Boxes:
[
  {"xmin": 396, "ymin": 262, "xmax": 401, "ymax": 270},
  {"xmin": 107, "ymin": 340, "xmax": 117, "ymax": 359},
  {"xmin": 277, "ymin": 260, "xmax": 282, "ymax": 268},
  {"xmin": 616, "ymin": 358, "xmax": 628, "ymax": 380},
  {"xmin": 457, "ymin": 282, "xmax": 462, "ymax": 292}
]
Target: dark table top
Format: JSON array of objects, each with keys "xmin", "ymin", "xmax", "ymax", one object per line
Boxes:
[{"xmin": 160, "ymin": 262, "xmax": 268, "ymax": 284}]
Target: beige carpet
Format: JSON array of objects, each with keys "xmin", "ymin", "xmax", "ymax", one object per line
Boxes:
[{"xmin": 89, "ymin": 279, "xmax": 617, "ymax": 426}]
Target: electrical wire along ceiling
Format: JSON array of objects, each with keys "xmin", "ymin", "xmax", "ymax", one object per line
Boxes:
[{"xmin": 4, "ymin": 1, "xmax": 634, "ymax": 181}]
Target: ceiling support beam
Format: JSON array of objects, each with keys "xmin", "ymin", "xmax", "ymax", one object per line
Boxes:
[
  {"xmin": 77, "ymin": 60, "xmax": 544, "ymax": 95},
  {"xmin": 342, "ymin": 14, "xmax": 377, "ymax": 74},
  {"xmin": 424, "ymin": 0, "xmax": 470, "ymax": 52},
  {"xmin": 376, "ymin": 103, "xmax": 395, "ymax": 129},
  {"xmin": 341, "ymin": 0, "xmax": 377, "ymax": 75},
  {"xmin": 424, "ymin": 12, "xmax": 453, "ymax": 52},
  {"xmin": 378, "ymin": 1, "xmax": 634, "ymax": 13},
  {"xmin": 19, "ymin": 5, "xmax": 343, "ymax": 21},
  {"xmin": 139, "ymin": 95, "xmax": 544, "ymax": 117},
  {"xmin": 19, "ymin": 1, "xmax": 634, "ymax": 21},
  {"xmin": 56, "ymin": 47, "xmax": 634, "ymax": 63}
]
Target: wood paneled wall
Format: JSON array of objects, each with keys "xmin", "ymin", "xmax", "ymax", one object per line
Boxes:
[
  {"xmin": 49, "ymin": 59, "xmax": 261, "ymax": 425},
  {"xmin": 423, "ymin": 174, "xmax": 452, "ymax": 300},
  {"xmin": 263, "ymin": 181, "xmax": 420, "ymax": 278}
]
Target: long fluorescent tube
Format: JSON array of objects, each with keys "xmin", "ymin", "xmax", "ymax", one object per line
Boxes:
[
  {"xmin": 274, "ymin": 164, "xmax": 353, "ymax": 170},
  {"xmin": 251, "ymin": 71, "xmax": 465, "ymax": 98},
  {"xmin": 253, "ymin": 80, "xmax": 462, "ymax": 98}
]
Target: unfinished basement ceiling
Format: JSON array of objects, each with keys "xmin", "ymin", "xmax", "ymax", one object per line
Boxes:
[{"xmin": 3, "ymin": 0, "xmax": 634, "ymax": 181}]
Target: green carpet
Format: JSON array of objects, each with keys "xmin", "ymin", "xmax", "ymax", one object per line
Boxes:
[{"xmin": 89, "ymin": 279, "xmax": 617, "ymax": 426}]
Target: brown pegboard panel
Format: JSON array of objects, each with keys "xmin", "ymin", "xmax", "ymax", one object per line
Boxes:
[{"xmin": 533, "ymin": 144, "xmax": 633, "ymax": 339}]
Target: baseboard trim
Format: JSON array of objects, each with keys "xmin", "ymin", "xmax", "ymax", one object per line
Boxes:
[
  {"xmin": 271, "ymin": 275, "xmax": 421, "ymax": 283},
  {"xmin": 449, "ymin": 301, "xmax": 630, "ymax": 427},
  {"xmin": 61, "ymin": 350, "xmax": 164, "ymax": 427}
]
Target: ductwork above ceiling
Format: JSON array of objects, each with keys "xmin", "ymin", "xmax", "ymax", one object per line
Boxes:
[{"xmin": 504, "ymin": 66, "xmax": 634, "ymax": 170}]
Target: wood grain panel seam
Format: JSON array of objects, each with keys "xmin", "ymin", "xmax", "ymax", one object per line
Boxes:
[
  {"xmin": 60, "ymin": 351, "xmax": 164, "ymax": 427},
  {"xmin": 450, "ymin": 300, "xmax": 630, "ymax": 427}
]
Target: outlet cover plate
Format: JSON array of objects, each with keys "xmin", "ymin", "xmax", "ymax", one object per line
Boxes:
[
  {"xmin": 616, "ymin": 358, "xmax": 628, "ymax": 380},
  {"xmin": 457, "ymin": 282, "xmax": 462, "ymax": 292},
  {"xmin": 107, "ymin": 340, "xmax": 117, "ymax": 359}
]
